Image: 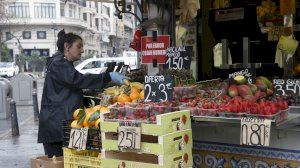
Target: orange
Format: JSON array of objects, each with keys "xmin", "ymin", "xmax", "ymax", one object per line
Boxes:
[
  {"xmin": 73, "ymin": 108, "xmax": 83, "ymax": 120},
  {"xmin": 100, "ymin": 106, "xmax": 109, "ymax": 113},
  {"xmin": 85, "ymin": 107, "xmax": 94, "ymax": 114},
  {"xmin": 131, "ymin": 86, "xmax": 141, "ymax": 93},
  {"xmin": 70, "ymin": 120, "xmax": 82, "ymax": 128},
  {"xmin": 139, "ymin": 90, "xmax": 144, "ymax": 99},
  {"xmin": 117, "ymin": 93, "xmax": 131, "ymax": 103},
  {"xmin": 92, "ymin": 105, "xmax": 102, "ymax": 112},
  {"xmin": 130, "ymin": 91, "xmax": 140, "ymax": 101}
]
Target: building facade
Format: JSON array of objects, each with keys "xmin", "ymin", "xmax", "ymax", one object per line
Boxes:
[{"xmin": 0, "ymin": 0, "xmax": 136, "ymax": 60}]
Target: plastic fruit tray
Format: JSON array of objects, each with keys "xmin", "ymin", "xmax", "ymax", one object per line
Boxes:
[
  {"xmin": 245, "ymin": 109, "xmax": 289, "ymax": 123},
  {"xmin": 179, "ymin": 105, "xmax": 218, "ymax": 117},
  {"xmin": 173, "ymin": 85, "xmax": 197, "ymax": 99},
  {"xmin": 100, "ymin": 110, "xmax": 191, "ymax": 136}
]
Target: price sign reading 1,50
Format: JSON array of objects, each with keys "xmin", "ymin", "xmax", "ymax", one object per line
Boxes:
[
  {"xmin": 144, "ymin": 75, "xmax": 173, "ymax": 102},
  {"xmin": 165, "ymin": 46, "xmax": 192, "ymax": 70},
  {"xmin": 273, "ymin": 79, "xmax": 300, "ymax": 96}
]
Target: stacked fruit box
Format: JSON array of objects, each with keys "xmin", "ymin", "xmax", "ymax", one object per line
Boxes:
[
  {"xmin": 63, "ymin": 148, "xmax": 101, "ymax": 168},
  {"xmin": 100, "ymin": 110, "xmax": 193, "ymax": 168}
]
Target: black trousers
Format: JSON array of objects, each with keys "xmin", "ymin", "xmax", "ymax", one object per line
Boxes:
[{"xmin": 43, "ymin": 141, "xmax": 63, "ymax": 158}]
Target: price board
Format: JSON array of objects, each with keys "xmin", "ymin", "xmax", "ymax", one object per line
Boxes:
[
  {"xmin": 118, "ymin": 121, "xmax": 141, "ymax": 150},
  {"xmin": 144, "ymin": 75, "xmax": 173, "ymax": 102},
  {"xmin": 240, "ymin": 117, "xmax": 271, "ymax": 146},
  {"xmin": 273, "ymin": 79, "xmax": 300, "ymax": 96},
  {"xmin": 228, "ymin": 68, "xmax": 256, "ymax": 84},
  {"xmin": 164, "ymin": 46, "xmax": 192, "ymax": 70},
  {"xmin": 68, "ymin": 128, "xmax": 88, "ymax": 150}
]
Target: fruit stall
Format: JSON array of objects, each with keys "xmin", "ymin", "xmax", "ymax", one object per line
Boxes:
[{"xmin": 59, "ymin": 0, "xmax": 300, "ymax": 167}]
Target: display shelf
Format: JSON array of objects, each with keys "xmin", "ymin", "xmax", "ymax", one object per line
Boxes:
[{"xmin": 192, "ymin": 107, "xmax": 300, "ymax": 131}]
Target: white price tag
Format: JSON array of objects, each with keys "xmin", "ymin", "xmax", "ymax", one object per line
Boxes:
[
  {"xmin": 68, "ymin": 128, "xmax": 88, "ymax": 150},
  {"xmin": 241, "ymin": 117, "xmax": 271, "ymax": 146},
  {"xmin": 118, "ymin": 122, "xmax": 141, "ymax": 150}
]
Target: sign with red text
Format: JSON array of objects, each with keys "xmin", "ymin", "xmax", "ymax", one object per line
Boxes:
[{"xmin": 141, "ymin": 35, "xmax": 170, "ymax": 64}]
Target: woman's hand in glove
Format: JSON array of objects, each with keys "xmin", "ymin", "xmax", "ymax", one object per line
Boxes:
[{"xmin": 109, "ymin": 72, "xmax": 130, "ymax": 85}]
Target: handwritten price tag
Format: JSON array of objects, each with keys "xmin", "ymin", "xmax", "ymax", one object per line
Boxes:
[
  {"xmin": 68, "ymin": 128, "xmax": 88, "ymax": 150},
  {"xmin": 144, "ymin": 75, "xmax": 173, "ymax": 102},
  {"xmin": 228, "ymin": 69, "xmax": 256, "ymax": 84},
  {"xmin": 118, "ymin": 122, "xmax": 141, "ymax": 150},
  {"xmin": 273, "ymin": 79, "xmax": 300, "ymax": 96},
  {"xmin": 165, "ymin": 46, "xmax": 192, "ymax": 70},
  {"xmin": 240, "ymin": 117, "xmax": 271, "ymax": 146}
]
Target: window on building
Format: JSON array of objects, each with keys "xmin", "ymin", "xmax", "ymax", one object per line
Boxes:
[
  {"xmin": 90, "ymin": 14, "xmax": 92, "ymax": 27},
  {"xmin": 8, "ymin": 3, "xmax": 30, "ymax": 18},
  {"xmin": 78, "ymin": 8, "xmax": 81, "ymax": 19},
  {"xmin": 37, "ymin": 31, "xmax": 47, "ymax": 39},
  {"xmin": 6, "ymin": 32, "xmax": 12, "ymax": 40},
  {"xmin": 34, "ymin": 3, "xmax": 56, "ymax": 18},
  {"xmin": 83, "ymin": 13, "xmax": 87, "ymax": 21},
  {"xmin": 95, "ymin": 18, "xmax": 99, "ymax": 31},
  {"xmin": 60, "ymin": 3, "xmax": 65, "ymax": 17},
  {"xmin": 23, "ymin": 31, "xmax": 31, "ymax": 39},
  {"xmin": 69, "ymin": 4, "xmax": 76, "ymax": 18},
  {"xmin": 102, "ymin": 6, "xmax": 110, "ymax": 16},
  {"xmin": 101, "ymin": 19, "xmax": 104, "ymax": 31}
]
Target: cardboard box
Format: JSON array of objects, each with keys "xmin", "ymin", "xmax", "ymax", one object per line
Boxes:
[{"xmin": 30, "ymin": 156, "xmax": 63, "ymax": 168}]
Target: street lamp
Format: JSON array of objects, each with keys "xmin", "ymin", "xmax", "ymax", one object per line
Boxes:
[{"xmin": 113, "ymin": 0, "xmax": 142, "ymax": 23}]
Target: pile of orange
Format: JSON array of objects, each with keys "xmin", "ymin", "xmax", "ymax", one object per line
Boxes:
[
  {"xmin": 70, "ymin": 105, "xmax": 109, "ymax": 129},
  {"xmin": 115, "ymin": 86, "xmax": 144, "ymax": 104}
]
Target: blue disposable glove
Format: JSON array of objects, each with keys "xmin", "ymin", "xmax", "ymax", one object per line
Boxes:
[{"xmin": 109, "ymin": 72, "xmax": 130, "ymax": 85}]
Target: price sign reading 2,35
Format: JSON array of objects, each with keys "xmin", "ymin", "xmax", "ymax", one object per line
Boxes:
[
  {"xmin": 144, "ymin": 75, "xmax": 173, "ymax": 102},
  {"xmin": 68, "ymin": 128, "xmax": 88, "ymax": 150},
  {"xmin": 118, "ymin": 121, "xmax": 141, "ymax": 150},
  {"xmin": 240, "ymin": 117, "xmax": 271, "ymax": 147}
]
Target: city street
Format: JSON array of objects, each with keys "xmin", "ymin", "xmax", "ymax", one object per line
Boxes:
[{"xmin": 0, "ymin": 77, "xmax": 44, "ymax": 168}]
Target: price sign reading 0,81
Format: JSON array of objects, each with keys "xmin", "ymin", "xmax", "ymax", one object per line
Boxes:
[{"xmin": 273, "ymin": 79, "xmax": 300, "ymax": 96}]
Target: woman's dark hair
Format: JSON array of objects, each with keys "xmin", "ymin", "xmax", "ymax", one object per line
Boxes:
[{"xmin": 57, "ymin": 29, "xmax": 82, "ymax": 52}]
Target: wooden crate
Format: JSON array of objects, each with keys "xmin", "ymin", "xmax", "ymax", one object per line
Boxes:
[
  {"xmin": 101, "ymin": 149, "xmax": 193, "ymax": 168},
  {"xmin": 102, "ymin": 129, "xmax": 192, "ymax": 155},
  {"xmin": 100, "ymin": 110, "xmax": 191, "ymax": 136}
]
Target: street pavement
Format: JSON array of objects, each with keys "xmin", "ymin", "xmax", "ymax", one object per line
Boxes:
[{"xmin": 0, "ymin": 77, "xmax": 45, "ymax": 168}]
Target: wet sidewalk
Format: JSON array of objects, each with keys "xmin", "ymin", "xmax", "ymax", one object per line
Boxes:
[{"xmin": 0, "ymin": 78, "xmax": 45, "ymax": 168}]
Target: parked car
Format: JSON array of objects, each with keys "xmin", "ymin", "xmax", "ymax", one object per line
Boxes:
[
  {"xmin": 0, "ymin": 62, "xmax": 19, "ymax": 77},
  {"xmin": 75, "ymin": 56, "xmax": 138, "ymax": 74}
]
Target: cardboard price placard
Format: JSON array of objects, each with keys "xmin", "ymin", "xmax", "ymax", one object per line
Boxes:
[
  {"xmin": 273, "ymin": 79, "xmax": 300, "ymax": 96},
  {"xmin": 68, "ymin": 128, "xmax": 88, "ymax": 150},
  {"xmin": 144, "ymin": 75, "xmax": 173, "ymax": 102},
  {"xmin": 118, "ymin": 122, "xmax": 141, "ymax": 150},
  {"xmin": 228, "ymin": 68, "xmax": 256, "ymax": 84},
  {"xmin": 240, "ymin": 117, "xmax": 271, "ymax": 146},
  {"xmin": 164, "ymin": 46, "xmax": 192, "ymax": 70}
]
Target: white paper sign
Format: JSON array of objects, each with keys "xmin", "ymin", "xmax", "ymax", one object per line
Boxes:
[
  {"xmin": 68, "ymin": 128, "xmax": 88, "ymax": 150},
  {"xmin": 240, "ymin": 117, "xmax": 271, "ymax": 146},
  {"xmin": 118, "ymin": 122, "xmax": 141, "ymax": 150}
]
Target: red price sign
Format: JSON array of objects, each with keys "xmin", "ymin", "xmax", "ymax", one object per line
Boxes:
[{"xmin": 141, "ymin": 35, "xmax": 170, "ymax": 64}]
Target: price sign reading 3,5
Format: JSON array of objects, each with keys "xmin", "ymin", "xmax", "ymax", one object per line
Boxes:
[
  {"xmin": 118, "ymin": 122, "xmax": 141, "ymax": 150},
  {"xmin": 68, "ymin": 128, "xmax": 88, "ymax": 150},
  {"xmin": 144, "ymin": 75, "xmax": 173, "ymax": 102},
  {"xmin": 240, "ymin": 117, "xmax": 271, "ymax": 147},
  {"xmin": 273, "ymin": 79, "xmax": 300, "ymax": 96}
]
